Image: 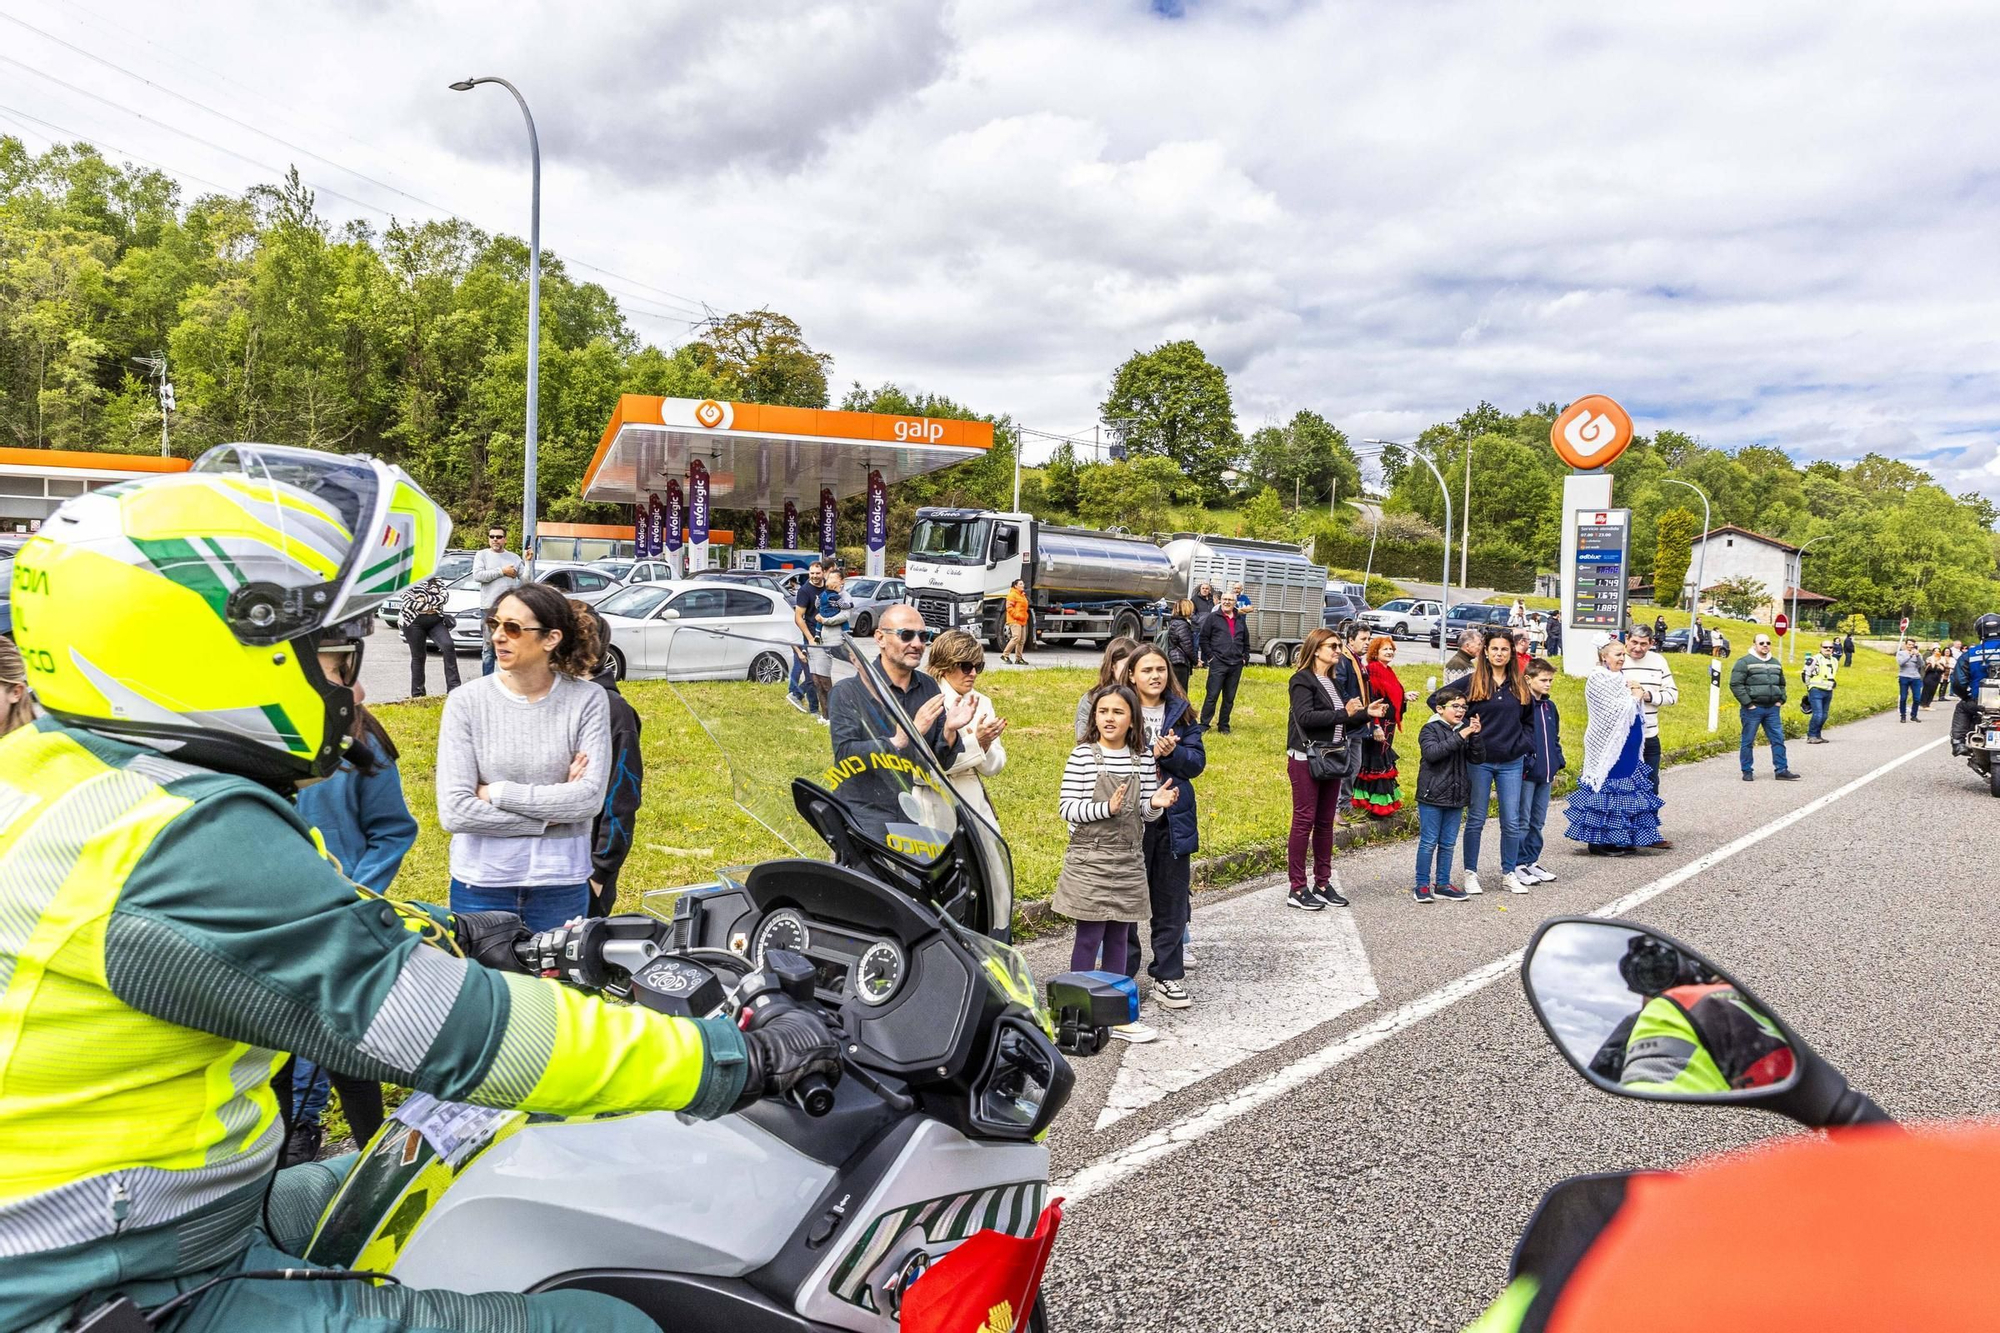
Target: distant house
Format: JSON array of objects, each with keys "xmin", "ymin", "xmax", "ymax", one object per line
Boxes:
[{"xmin": 1681, "ymin": 525, "xmax": 1834, "ymax": 621}]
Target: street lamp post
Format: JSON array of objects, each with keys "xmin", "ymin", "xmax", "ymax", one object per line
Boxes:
[
  {"xmin": 1661, "ymin": 477, "xmax": 1710, "ymax": 614},
  {"xmin": 1364, "ymin": 440, "xmax": 1451, "ymax": 664},
  {"xmin": 451, "ymin": 76, "xmax": 541, "ymax": 574},
  {"xmin": 1350, "ymin": 501, "xmax": 1381, "ymax": 588},
  {"xmin": 1460, "ymin": 438, "xmax": 1471, "ymax": 590},
  {"xmin": 1789, "ymin": 535, "xmax": 1832, "ymax": 664}
]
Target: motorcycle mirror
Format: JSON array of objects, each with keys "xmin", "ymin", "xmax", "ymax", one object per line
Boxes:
[{"xmin": 1521, "ymin": 917, "xmax": 1892, "ymax": 1128}]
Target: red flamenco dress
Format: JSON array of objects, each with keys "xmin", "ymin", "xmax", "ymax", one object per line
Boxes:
[{"xmin": 1352, "ymin": 659, "xmax": 1407, "ymax": 817}]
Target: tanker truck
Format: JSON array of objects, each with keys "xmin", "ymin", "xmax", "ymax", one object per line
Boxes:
[{"xmin": 903, "ymin": 508, "xmax": 1328, "ymax": 665}]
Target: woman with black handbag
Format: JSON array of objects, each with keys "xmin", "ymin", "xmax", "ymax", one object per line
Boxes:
[{"xmin": 1286, "ymin": 627, "xmax": 1354, "ymax": 910}]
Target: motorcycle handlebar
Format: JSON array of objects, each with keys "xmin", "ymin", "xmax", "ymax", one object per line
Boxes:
[{"xmin": 788, "ymin": 1072, "xmax": 838, "ymax": 1118}]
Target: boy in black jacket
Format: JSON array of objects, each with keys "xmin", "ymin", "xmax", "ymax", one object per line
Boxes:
[
  {"xmin": 1414, "ymin": 683, "xmax": 1484, "ymax": 902},
  {"xmin": 1517, "ymin": 659, "xmax": 1565, "ymax": 885}
]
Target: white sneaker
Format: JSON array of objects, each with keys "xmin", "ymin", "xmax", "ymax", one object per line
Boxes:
[
  {"xmin": 1462, "ymin": 871, "xmax": 1484, "ymax": 896},
  {"xmin": 1526, "ymin": 863, "xmax": 1557, "ymax": 883},
  {"xmin": 1182, "ymin": 947, "xmax": 1199, "ymax": 970},
  {"xmin": 1500, "ymin": 871, "xmax": 1531, "ymax": 894},
  {"xmin": 1110, "ymin": 1021, "xmax": 1158, "ymax": 1044}
]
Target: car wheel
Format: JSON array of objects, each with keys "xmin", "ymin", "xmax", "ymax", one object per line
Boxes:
[
  {"xmin": 1394, "ymin": 621, "xmax": 1409, "ymax": 637},
  {"xmin": 1266, "ymin": 641, "xmax": 1294, "ymax": 668},
  {"xmin": 1112, "ymin": 609, "xmax": 1144, "ymax": 644},
  {"xmin": 749, "ymin": 651, "xmax": 787, "ymax": 684},
  {"xmin": 607, "ymin": 647, "xmax": 626, "ymax": 681},
  {"xmin": 852, "ymin": 613, "xmax": 873, "ymax": 637}
]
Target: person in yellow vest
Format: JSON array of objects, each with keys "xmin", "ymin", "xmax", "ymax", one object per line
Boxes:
[
  {"xmin": 1802, "ymin": 639, "xmax": 1839, "ymax": 743},
  {"xmin": 0, "ymin": 444, "xmax": 838, "ymax": 1333}
]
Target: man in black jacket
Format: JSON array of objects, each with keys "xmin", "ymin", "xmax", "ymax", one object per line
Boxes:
[{"xmin": 1198, "ymin": 598, "xmax": 1250, "ymax": 732}]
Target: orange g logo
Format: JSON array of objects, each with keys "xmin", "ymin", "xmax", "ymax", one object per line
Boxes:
[
  {"xmin": 694, "ymin": 399, "xmax": 726, "ymax": 429},
  {"xmin": 1550, "ymin": 395, "xmax": 1634, "ymax": 470}
]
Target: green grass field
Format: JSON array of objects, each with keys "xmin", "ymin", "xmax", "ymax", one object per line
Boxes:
[{"xmin": 373, "ymin": 614, "xmax": 1899, "ymax": 915}]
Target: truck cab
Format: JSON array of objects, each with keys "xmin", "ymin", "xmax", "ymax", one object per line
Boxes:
[{"xmin": 904, "ymin": 509, "xmax": 1030, "ymax": 647}]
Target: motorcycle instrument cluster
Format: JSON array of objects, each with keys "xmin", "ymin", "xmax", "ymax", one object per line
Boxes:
[{"xmin": 751, "ymin": 906, "xmax": 909, "ymax": 1009}]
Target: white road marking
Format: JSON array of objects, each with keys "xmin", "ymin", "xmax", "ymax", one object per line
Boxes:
[
  {"xmin": 1058, "ymin": 735, "xmax": 1948, "ymax": 1204},
  {"xmin": 1096, "ymin": 890, "xmax": 1378, "ymax": 1130}
]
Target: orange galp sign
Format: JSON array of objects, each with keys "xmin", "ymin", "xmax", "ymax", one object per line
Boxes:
[{"xmin": 1550, "ymin": 395, "xmax": 1635, "ymax": 470}]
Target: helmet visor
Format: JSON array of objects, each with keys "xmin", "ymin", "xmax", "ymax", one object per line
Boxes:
[{"xmin": 192, "ymin": 443, "xmax": 442, "ymax": 644}]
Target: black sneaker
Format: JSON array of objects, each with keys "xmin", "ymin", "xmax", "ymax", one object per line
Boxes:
[
  {"xmin": 1312, "ymin": 883, "xmax": 1350, "ymax": 908},
  {"xmin": 1741, "ymin": 772, "xmax": 1754, "ymax": 782},
  {"xmin": 1287, "ymin": 890, "xmax": 1324, "ymax": 912},
  {"xmin": 1775, "ymin": 770, "xmax": 1801, "ymax": 781},
  {"xmin": 1412, "ymin": 885, "xmax": 1435, "ymax": 903},
  {"xmin": 283, "ymin": 1122, "xmax": 324, "ymax": 1168}
]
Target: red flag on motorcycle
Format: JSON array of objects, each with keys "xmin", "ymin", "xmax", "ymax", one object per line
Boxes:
[{"xmin": 899, "ymin": 1199, "xmax": 1063, "ymax": 1333}]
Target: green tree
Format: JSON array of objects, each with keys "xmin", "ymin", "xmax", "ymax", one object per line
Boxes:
[
  {"xmin": 686, "ymin": 308, "xmax": 831, "ymax": 407},
  {"xmin": 1099, "ymin": 339, "xmax": 1241, "ymax": 500},
  {"xmin": 1077, "ymin": 456, "xmax": 1180, "ymax": 532},
  {"xmin": 1710, "ymin": 575, "xmax": 1770, "ymax": 619},
  {"xmin": 1041, "ymin": 442, "xmax": 1083, "ymax": 512},
  {"xmin": 1246, "ymin": 409, "xmax": 1359, "ymax": 508},
  {"xmin": 1240, "ymin": 486, "xmax": 1289, "ymax": 540},
  {"xmin": 1654, "ymin": 506, "xmax": 1700, "ymax": 608}
]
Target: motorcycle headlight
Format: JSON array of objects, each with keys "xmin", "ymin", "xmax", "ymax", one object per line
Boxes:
[{"xmin": 970, "ymin": 1016, "xmax": 1073, "ymax": 1141}]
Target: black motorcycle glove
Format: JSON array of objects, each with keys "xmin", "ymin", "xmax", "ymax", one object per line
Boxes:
[
  {"xmin": 735, "ymin": 1006, "xmax": 843, "ymax": 1111},
  {"xmin": 520, "ymin": 918, "xmax": 611, "ymax": 989},
  {"xmin": 452, "ymin": 910, "xmax": 533, "ymax": 974}
]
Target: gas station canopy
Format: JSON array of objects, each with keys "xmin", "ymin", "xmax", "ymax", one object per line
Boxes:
[{"xmin": 581, "ymin": 395, "xmax": 994, "ymax": 508}]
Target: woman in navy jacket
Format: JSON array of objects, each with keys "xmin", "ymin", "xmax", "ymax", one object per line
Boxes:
[
  {"xmin": 1461, "ymin": 632, "xmax": 1535, "ymax": 895},
  {"xmin": 1122, "ymin": 645, "xmax": 1206, "ymax": 1006}
]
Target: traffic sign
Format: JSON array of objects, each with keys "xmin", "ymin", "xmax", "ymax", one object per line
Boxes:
[
  {"xmin": 1900, "ymin": 616, "xmax": 1910, "ymax": 634},
  {"xmin": 1773, "ymin": 612, "xmax": 1790, "ymax": 637},
  {"xmin": 1550, "ymin": 395, "xmax": 1635, "ymax": 470}
]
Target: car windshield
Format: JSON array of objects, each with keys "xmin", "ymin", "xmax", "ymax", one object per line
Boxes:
[
  {"xmin": 909, "ymin": 516, "xmax": 990, "ymax": 564},
  {"xmin": 593, "ymin": 561, "xmax": 635, "ymax": 579},
  {"xmin": 847, "ymin": 579, "xmax": 879, "ymax": 599},
  {"xmin": 598, "ymin": 584, "xmax": 675, "ymax": 618},
  {"xmin": 665, "ymin": 630, "xmax": 1014, "ymax": 936}
]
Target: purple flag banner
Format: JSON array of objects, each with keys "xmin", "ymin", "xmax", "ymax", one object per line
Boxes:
[
  {"xmin": 635, "ymin": 502, "xmax": 648, "ymax": 557},
  {"xmin": 784, "ymin": 499, "xmax": 799, "ymax": 549},
  {"xmin": 689, "ymin": 459, "xmax": 711, "ymax": 546},
  {"xmin": 645, "ymin": 493, "xmax": 663, "ymax": 557},
  {"xmin": 753, "ymin": 509, "xmax": 769, "ymax": 549},
  {"xmin": 818, "ymin": 488, "xmax": 837, "ymax": 558},
  {"xmin": 664, "ymin": 482, "xmax": 685, "ymax": 553},
  {"xmin": 865, "ymin": 469, "xmax": 888, "ymax": 553}
]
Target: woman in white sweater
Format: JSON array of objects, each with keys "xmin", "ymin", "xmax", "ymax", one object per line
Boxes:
[
  {"xmin": 926, "ymin": 630, "xmax": 1008, "ymax": 827},
  {"xmin": 438, "ymin": 582, "xmax": 610, "ymax": 929}
]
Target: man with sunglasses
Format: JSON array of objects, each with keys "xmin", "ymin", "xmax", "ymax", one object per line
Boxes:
[
  {"xmin": 826, "ymin": 605, "xmax": 975, "ymax": 833},
  {"xmin": 472, "ymin": 525, "xmax": 522, "ymax": 676}
]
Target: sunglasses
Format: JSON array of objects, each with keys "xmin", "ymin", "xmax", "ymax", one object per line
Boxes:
[
  {"xmin": 886, "ymin": 627, "xmax": 935, "ymax": 644},
  {"xmin": 952, "ymin": 661, "xmax": 985, "ymax": 675},
  {"xmin": 484, "ymin": 616, "xmax": 550, "ymax": 639}
]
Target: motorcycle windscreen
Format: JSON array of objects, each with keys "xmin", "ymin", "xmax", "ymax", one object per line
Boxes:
[{"xmin": 665, "ymin": 629, "xmax": 1014, "ymax": 931}]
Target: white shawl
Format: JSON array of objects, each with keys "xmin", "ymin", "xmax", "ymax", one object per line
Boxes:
[{"xmin": 1579, "ymin": 665, "xmax": 1641, "ymax": 791}]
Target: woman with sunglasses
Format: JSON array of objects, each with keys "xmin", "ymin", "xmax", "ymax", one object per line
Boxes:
[
  {"xmin": 437, "ymin": 582, "xmax": 611, "ymax": 930},
  {"xmin": 927, "ymin": 629, "xmax": 1008, "ymax": 827},
  {"xmin": 281, "ymin": 618, "xmax": 413, "ymax": 1165}
]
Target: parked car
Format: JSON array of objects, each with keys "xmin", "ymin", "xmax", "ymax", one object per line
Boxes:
[
  {"xmin": 1428, "ymin": 602, "xmax": 1517, "ymax": 649},
  {"xmin": 534, "ymin": 563, "xmax": 623, "ymax": 603},
  {"xmin": 1662, "ymin": 626, "xmax": 1733, "ymax": 656},
  {"xmin": 378, "ymin": 552, "xmax": 476, "ymax": 628},
  {"xmin": 0, "ymin": 557, "xmax": 12, "ymax": 638},
  {"xmin": 1321, "ymin": 588, "xmax": 1371, "ymax": 628},
  {"xmin": 594, "ymin": 580, "xmax": 799, "ymax": 682},
  {"xmin": 590, "ymin": 559, "xmax": 636, "ymax": 582},
  {"xmin": 395, "ymin": 564, "xmax": 621, "ymax": 654},
  {"xmin": 839, "ymin": 576, "xmax": 908, "ymax": 636},
  {"xmin": 1361, "ymin": 597, "xmax": 1443, "ymax": 640}
]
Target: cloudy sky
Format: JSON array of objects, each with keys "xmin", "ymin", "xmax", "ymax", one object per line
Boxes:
[{"xmin": 7, "ymin": 0, "xmax": 2000, "ymax": 493}]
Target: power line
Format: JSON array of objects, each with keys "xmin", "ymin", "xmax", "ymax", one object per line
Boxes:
[
  {"xmin": 0, "ymin": 100, "xmax": 234, "ymax": 195},
  {"xmin": 3, "ymin": 3, "xmax": 718, "ymax": 316}
]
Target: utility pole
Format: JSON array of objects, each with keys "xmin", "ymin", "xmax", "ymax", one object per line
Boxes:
[
  {"xmin": 132, "ymin": 353, "xmax": 172, "ymax": 456},
  {"xmin": 1460, "ymin": 438, "xmax": 1472, "ymax": 589}
]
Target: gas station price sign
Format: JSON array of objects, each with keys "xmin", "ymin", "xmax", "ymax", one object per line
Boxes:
[{"xmin": 1570, "ymin": 508, "xmax": 1631, "ymax": 630}]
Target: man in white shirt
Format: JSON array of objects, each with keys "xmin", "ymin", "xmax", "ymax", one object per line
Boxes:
[{"xmin": 1620, "ymin": 624, "xmax": 1679, "ymax": 849}]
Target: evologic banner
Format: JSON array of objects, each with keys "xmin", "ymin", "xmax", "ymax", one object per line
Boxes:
[
  {"xmin": 664, "ymin": 481, "xmax": 685, "ymax": 554},
  {"xmin": 865, "ymin": 469, "xmax": 888, "ymax": 577},
  {"xmin": 754, "ymin": 508, "xmax": 769, "ymax": 549},
  {"xmin": 634, "ymin": 501, "xmax": 649, "ymax": 558},
  {"xmin": 784, "ymin": 499, "xmax": 799, "ymax": 549},
  {"xmin": 689, "ymin": 459, "xmax": 711, "ymax": 547},
  {"xmin": 645, "ymin": 492, "xmax": 663, "ymax": 558},
  {"xmin": 819, "ymin": 487, "xmax": 837, "ymax": 557}
]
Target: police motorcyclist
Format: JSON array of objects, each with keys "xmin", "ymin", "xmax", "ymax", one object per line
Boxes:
[
  {"xmin": 1588, "ymin": 936, "xmax": 1794, "ymax": 1095},
  {"xmin": 0, "ymin": 446, "xmax": 840, "ymax": 1333},
  {"xmin": 1948, "ymin": 612, "xmax": 2000, "ymax": 756}
]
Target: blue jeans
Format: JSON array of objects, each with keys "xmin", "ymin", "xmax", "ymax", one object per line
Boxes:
[
  {"xmin": 291, "ymin": 1059, "xmax": 331, "ymax": 1127},
  {"xmin": 1415, "ymin": 802, "xmax": 1464, "ymax": 887},
  {"xmin": 788, "ymin": 642, "xmax": 819, "ymax": 707},
  {"xmin": 449, "ymin": 879, "xmax": 590, "ymax": 931},
  {"xmin": 481, "ymin": 639, "xmax": 497, "ymax": 676},
  {"xmin": 1807, "ymin": 686, "xmax": 1833, "ymax": 737},
  {"xmin": 1740, "ymin": 704, "xmax": 1790, "ymax": 774},
  {"xmin": 1518, "ymin": 777, "xmax": 1553, "ymax": 866},
  {"xmin": 1463, "ymin": 756, "xmax": 1527, "ymax": 875},
  {"xmin": 1898, "ymin": 677, "xmax": 1922, "ymax": 719}
]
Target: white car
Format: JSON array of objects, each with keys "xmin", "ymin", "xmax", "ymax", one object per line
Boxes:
[
  {"xmin": 1361, "ymin": 597, "xmax": 1443, "ymax": 639},
  {"xmin": 594, "ymin": 580, "xmax": 799, "ymax": 682}
]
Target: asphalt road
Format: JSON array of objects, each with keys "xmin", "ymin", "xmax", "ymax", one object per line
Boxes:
[{"xmin": 1023, "ymin": 707, "xmax": 1996, "ymax": 1331}]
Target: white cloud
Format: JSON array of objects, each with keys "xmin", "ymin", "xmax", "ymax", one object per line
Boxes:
[{"xmin": 8, "ymin": 0, "xmax": 2000, "ymax": 496}]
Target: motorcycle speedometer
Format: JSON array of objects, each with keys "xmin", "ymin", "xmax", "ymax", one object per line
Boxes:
[
  {"xmin": 753, "ymin": 908, "xmax": 812, "ymax": 965},
  {"xmin": 856, "ymin": 939, "xmax": 905, "ymax": 1006}
]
